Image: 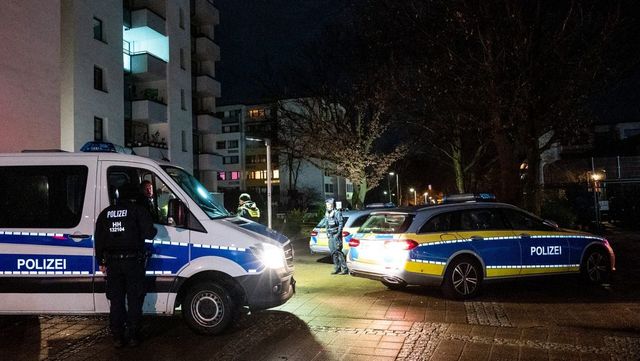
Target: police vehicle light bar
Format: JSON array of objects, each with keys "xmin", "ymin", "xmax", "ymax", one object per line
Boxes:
[
  {"xmin": 442, "ymin": 193, "xmax": 496, "ymax": 204},
  {"xmin": 80, "ymin": 141, "xmax": 135, "ymax": 155}
]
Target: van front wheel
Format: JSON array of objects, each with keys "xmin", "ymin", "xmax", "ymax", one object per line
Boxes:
[{"xmin": 183, "ymin": 282, "xmax": 234, "ymax": 335}]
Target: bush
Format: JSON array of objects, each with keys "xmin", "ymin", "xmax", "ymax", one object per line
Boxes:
[{"xmin": 283, "ymin": 208, "xmax": 306, "ymax": 236}]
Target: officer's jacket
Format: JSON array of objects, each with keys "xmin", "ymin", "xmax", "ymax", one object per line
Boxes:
[
  {"xmin": 95, "ymin": 200, "xmax": 157, "ymax": 264},
  {"xmin": 237, "ymin": 201, "xmax": 260, "ymax": 220},
  {"xmin": 325, "ymin": 209, "xmax": 344, "ymax": 236}
]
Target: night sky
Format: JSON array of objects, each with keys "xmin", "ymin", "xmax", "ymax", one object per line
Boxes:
[{"xmin": 215, "ymin": 0, "xmax": 342, "ymax": 105}]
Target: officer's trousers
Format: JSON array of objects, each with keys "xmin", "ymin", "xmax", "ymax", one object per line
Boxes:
[
  {"xmin": 328, "ymin": 234, "xmax": 348, "ymax": 273},
  {"xmin": 105, "ymin": 257, "xmax": 146, "ymax": 338}
]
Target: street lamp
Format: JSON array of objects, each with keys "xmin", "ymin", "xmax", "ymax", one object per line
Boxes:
[
  {"xmin": 423, "ymin": 192, "xmax": 428, "ymax": 205},
  {"xmin": 386, "ymin": 173, "xmax": 392, "ymax": 203},
  {"xmin": 587, "ymin": 169, "xmax": 605, "ymax": 232},
  {"xmin": 409, "ymin": 187, "xmax": 416, "ymax": 206},
  {"xmin": 246, "ymin": 137, "xmax": 272, "ymax": 229}
]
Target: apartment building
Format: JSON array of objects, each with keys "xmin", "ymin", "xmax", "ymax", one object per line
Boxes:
[
  {"xmin": 2, "ymin": 0, "xmax": 220, "ymax": 174},
  {"xmin": 212, "ymin": 102, "xmax": 352, "ymax": 208}
]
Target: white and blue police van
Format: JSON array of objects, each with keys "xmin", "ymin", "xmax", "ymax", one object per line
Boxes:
[{"xmin": 0, "ymin": 145, "xmax": 295, "ymax": 334}]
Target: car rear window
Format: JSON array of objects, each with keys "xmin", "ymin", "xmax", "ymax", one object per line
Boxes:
[{"xmin": 359, "ymin": 213, "xmax": 414, "ymax": 234}]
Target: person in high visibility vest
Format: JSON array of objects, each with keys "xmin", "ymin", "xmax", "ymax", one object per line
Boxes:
[{"xmin": 237, "ymin": 193, "xmax": 261, "ymax": 221}]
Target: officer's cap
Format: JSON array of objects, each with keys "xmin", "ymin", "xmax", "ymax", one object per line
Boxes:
[{"xmin": 239, "ymin": 193, "xmax": 251, "ymax": 201}]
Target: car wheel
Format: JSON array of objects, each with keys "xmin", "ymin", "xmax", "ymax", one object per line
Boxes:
[
  {"xmin": 183, "ymin": 282, "xmax": 234, "ymax": 335},
  {"xmin": 381, "ymin": 280, "xmax": 407, "ymax": 291},
  {"xmin": 442, "ymin": 256, "xmax": 482, "ymax": 299},
  {"xmin": 582, "ymin": 248, "xmax": 611, "ymax": 284}
]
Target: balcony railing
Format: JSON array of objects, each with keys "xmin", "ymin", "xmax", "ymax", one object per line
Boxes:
[{"xmin": 131, "ymin": 99, "xmax": 167, "ymax": 124}]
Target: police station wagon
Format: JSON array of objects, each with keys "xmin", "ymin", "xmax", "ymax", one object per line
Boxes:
[
  {"xmin": 0, "ymin": 149, "xmax": 295, "ymax": 334},
  {"xmin": 347, "ymin": 200, "xmax": 615, "ymax": 299}
]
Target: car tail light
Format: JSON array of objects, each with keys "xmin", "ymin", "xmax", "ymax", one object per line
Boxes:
[
  {"xmin": 349, "ymin": 238, "xmax": 360, "ymax": 247},
  {"xmin": 385, "ymin": 239, "xmax": 419, "ymax": 251},
  {"xmin": 310, "ymin": 230, "xmax": 318, "ymax": 237},
  {"xmin": 342, "ymin": 231, "xmax": 350, "ymax": 238}
]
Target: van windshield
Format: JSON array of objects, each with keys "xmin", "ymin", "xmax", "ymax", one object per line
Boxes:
[{"xmin": 162, "ymin": 166, "xmax": 230, "ymax": 219}]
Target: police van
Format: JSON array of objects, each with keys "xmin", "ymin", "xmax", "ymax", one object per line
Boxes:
[{"xmin": 0, "ymin": 148, "xmax": 295, "ymax": 334}]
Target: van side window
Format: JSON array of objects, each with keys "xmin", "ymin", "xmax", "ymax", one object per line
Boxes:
[
  {"xmin": 419, "ymin": 212, "xmax": 455, "ymax": 233},
  {"xmin": 107, "ymin": 166, "xmax": 179, "ymax": 226},
  {"xmin": 0, "ymin": 166, "xmax": 87, "ymax": 228}
]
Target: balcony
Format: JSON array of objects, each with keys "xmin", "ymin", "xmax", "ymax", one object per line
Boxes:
[
  {"xmin": 130, "ymin": 8, "xmax": 166, "ymax": 36},
  {"xmin": 199, "ymin": 153, "xmax": 223, "ymax": 170},
  {"xmin": 131, "ymin": 99, "xmax": 167, "ymax": 124},
  {"xmin": 129, "ymin": 53, "xmax": 166, "ymax": 81},
  {"xmin": 192, "ymin": 0, "xmax": 220, "ymax": 25},
  {"xmin": 193, "ymin": 36, "xmax": 220, "ymax": 61},
  {"xmin": 195, "ymin": 75, "xmax": 221, "ymax": 97},
  {"xmin": 197, "ymin": 113, "xmax": 221, "ymax": 134}
]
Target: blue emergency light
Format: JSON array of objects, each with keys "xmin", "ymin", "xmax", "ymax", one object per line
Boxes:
[
  {"xmin": 80, "ymin": 141, "xmax": 135, "ymax": 155},
  {"xmin": 442, "ymin": 193, "xmax": 496, "ymax": 204}
]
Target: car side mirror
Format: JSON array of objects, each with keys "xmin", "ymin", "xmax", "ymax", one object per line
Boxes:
[{"xmin": 168, "ymin": 199, "xmax": 187, "ymax": 227}]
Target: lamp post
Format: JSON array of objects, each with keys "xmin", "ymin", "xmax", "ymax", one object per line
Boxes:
[
  {"xmin": 247, "ymin": 137, "xmax": 272, "ymax": 229},
  {"xmin": 589, "ymin": 170, "xmax": 604, "ymax": 232},
  {"xmin": 390, "ymin": 172, "xmax": 400, "ymax": 205},
  {"xmin": 423, "ymin": 192, "xmax": 428, "ymax": 205},
  {"xmin": 386, "ymin": 174, "xmax": 392, "ymax": 203},
  {"xmin": 409, "ymin": 187, "xmax": 416, "ymax": 206}
]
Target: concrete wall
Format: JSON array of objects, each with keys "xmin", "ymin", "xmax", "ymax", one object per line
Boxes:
[{"xmin": 0, "ymin": 1, "xmax": 61, "ymax": 152}]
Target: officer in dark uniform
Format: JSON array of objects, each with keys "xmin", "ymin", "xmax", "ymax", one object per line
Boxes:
[
  {"xmin": 324, "ymin": 198, "xmax": 348, "ymax": 275},
  {"xmin": 95, "ymin": 184, "xmax": 157, "ymax": 348}
]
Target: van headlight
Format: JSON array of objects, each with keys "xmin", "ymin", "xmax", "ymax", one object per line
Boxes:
[{"xmin": 255, "ymin": 243, "xmax": 286, "ymax": 269}]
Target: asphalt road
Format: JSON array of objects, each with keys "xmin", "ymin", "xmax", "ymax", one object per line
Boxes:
[{"xmin": 1, "ymin": 227, "xmax": 640, "ymax": 360}]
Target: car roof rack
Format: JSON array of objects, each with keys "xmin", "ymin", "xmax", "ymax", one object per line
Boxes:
[{"xmin": 442, "ymin": 193, "xmax": 496, "ymax": 204}]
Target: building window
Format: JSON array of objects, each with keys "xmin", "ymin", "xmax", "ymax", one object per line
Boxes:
[
  {"xmin": 346, "ymin": 183, "xmax": 354, "ymax": 193},
  {"xmin": 325, "ymin": 183, "xmax": 334, "ymax": 193},
  {"xmin": 228, "ymin": 140, "xmax": 239, "ymax": 149},
  {"xmin": 94, "ymin": 66, "xmax": 105, "ymax": 91},
  {"xmin": 216, "ymin": 141, "xmax": 226, "ymax": 149},
  {"xmin": 181, "ymin": 130, "xmax": 187, "ymax": 152},
  {"xmin": 94, "ymin": 117, "xmax": 104, "ymax": 141},
  {"xmin": 93, "ymin": 17, "xmax": 104, "ymax": 42},
  {"xmin": 217, "ymin": 171, "xmax": 226, "ymax": 181},
  {"xmin": 223, "ymin": 156, "xmax": 239, "ymax": 165},
  {"xmin": 222, "ymin": 125, "xmax": 240, "ymax": 133},
  {"xmin": 180, "ymin": 48, "xmax": 185, "ymax": 70},
  {"xmin": 273, "ymin": 169, "xmax": 279, "ymax": 179},
  {"xmin": 230, "ymin": 171, "xmax": 241, "ymax": 180},
  {"xmin": 179, "ymin": 8, "xmax": 185, "ymax": 29},
  {"xmin": 180, "ymin": 89, "xmax": 186, "ymax": 110}
]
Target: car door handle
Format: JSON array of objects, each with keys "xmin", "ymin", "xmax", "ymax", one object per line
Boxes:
[
  {"xmin": 69, "ymin": 233, "xmax": 91, "ymax": 240},
  {"xmin": 519, "ymin": 233, "xmax": 531, "ymax": 238},
  {"xmin": 470, "ymin": 235, "xmax": 484, "ymax": 241}
]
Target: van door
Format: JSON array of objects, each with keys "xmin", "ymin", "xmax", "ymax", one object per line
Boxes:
[
  {"xmin": 0, "ymin": 159, "xmax": 97, "ymax": 313},
  {"xmin": 94, "ymin": 162, "xmax": 191, "ymax": 315}
]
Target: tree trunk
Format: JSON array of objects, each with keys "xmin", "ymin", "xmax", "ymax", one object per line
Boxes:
[
  {"xmin": 491, "ymin": 113, "xmax": 521, "ymax": 205},
  {"xmin": 452, "ymin": 141, "xmax": 465, "ymax": 194},
  {"xmin": 351, "ymin": 178, "xmax": 368, "ymax": 209},
  {"xmin": 523, "ymin": 140, "xmax": 542, "ymax": 215}
]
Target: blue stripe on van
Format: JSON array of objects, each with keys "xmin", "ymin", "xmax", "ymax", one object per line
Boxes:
[{"xmin": 0, "ymin": 233, "xmax": 93, "ymax": 248}]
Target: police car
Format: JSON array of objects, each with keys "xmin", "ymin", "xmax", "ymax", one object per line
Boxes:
[
  {"xmin": 309, "ymin": 206, "xmax": 394, "ymax": 254},
  {"xmin": 347, "ymin": 194, "xmax": 615, "ymax": 299},
  {"xmin": 0, "ymin": 144, "xmax": 295, "ymax": 334}
]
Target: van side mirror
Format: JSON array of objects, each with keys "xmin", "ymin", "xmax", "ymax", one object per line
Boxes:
[{"xmin": 168, "ymin": 199, "xmax": 187, "ymax": 227}]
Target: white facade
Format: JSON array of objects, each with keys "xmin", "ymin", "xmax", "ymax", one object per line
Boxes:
[{"xmin": 61, "ymin": 0, "xmax": 125, "ymax": 152}]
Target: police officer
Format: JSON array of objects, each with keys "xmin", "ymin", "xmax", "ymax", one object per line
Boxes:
[
  {"xmin": 324, "ymin": 198, "xmax": 348, "ymax": 275},
  {"xmin": 95, "ymin": 184, "xmax": 157, "ymax": 348},
  {"xmin": 237, "ymin": 193, "xmax": 261, "ymax": 221}
]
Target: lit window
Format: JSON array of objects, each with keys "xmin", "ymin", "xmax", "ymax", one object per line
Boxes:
[
  {"xmin": 248, "ymin": 108, "xmax": 266, "ymax": 118},
  {"xmin": 231, "ymin": 171, "xmax": 240, "ymax": 180},
  {"xmin": 273, "ymin": 169, "xmax": 279, "ymax": 179},
  {"xmin": 217, "ymin": 171, "xmax": 226, "ymax": 180}
]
